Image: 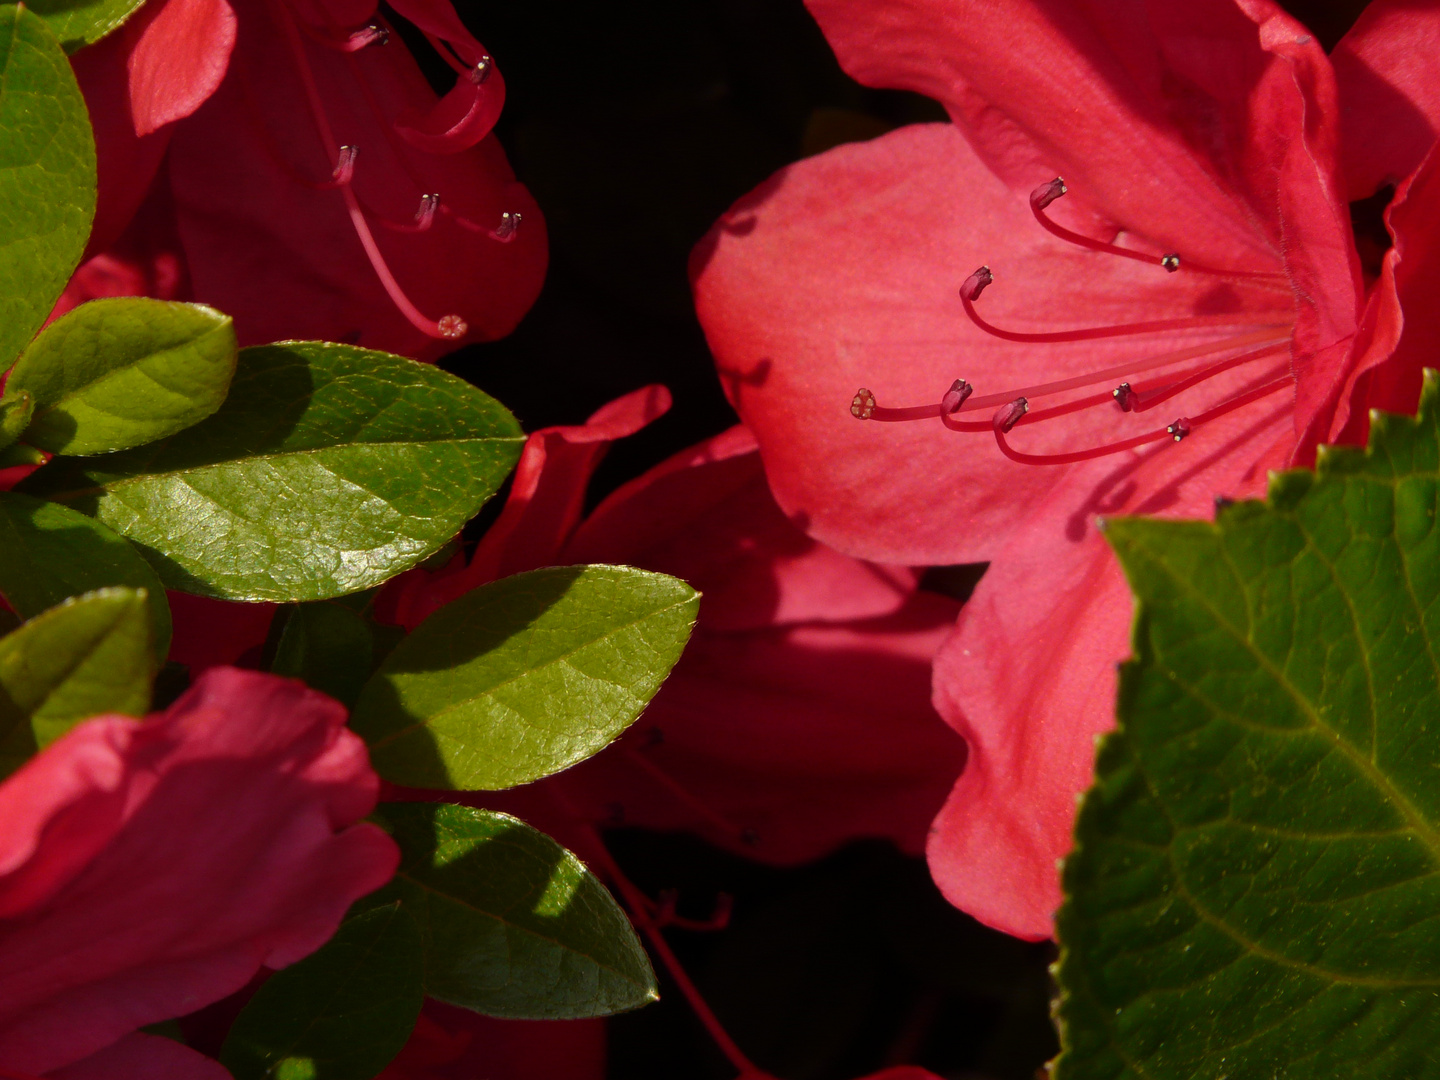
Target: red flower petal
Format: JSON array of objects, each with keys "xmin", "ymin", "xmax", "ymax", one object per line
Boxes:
[
  {"xmin": 47, "ymin": 1032, "xmax": 230, "ymax": 1080},
  {"xmin": 127, "ymin": 0, "xmax": 237, "ymax": 137},
  {"xmin": 0, "ymin": 668, "xmax": 397, "ymax": 1075},
  {"xmin": 1333, "ymin": 0, "xmax": 1440, "ymax": 200}
]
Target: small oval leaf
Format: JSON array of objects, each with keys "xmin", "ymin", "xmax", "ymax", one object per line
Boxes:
[
  {"xmin": 3, "ymin": 0, "xmax": 148, "ymax": 52},
  {"xmin": 220, "ymin": 902, "xmax": 424, "ymax": 1080},
  {"xmin": 0, "ymin": 588, "xmax": 154, "ymax": 778},
  {"xmin": 0, "ymin": 491, "xmax": 171, "ymax": 656},
  {"xmin": 10, "ymin": 298, "xmax": 239, "ymax": 455},
  {"xmin": 0, "ymin": 5, "xmax": 95, "ymax": 367},
  {"xmin": 20, "ymin": 341, "xmax": 524, "ymax": 602},
  {"xmin": 350, "ymin": 565, "xmax": 700, "ymax": 790},
  {"xmin": 367, "ymin": 802, "xmax": 657, "ymax": 1019}
]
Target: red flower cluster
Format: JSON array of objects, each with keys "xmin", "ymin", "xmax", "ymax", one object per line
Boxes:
[
  {"xmin": 691, "ymin": 0, "xmax": 1440, "ymax": 937},
  {"xmin": 68, "ymin": 0, "xmax": 546, "ymax": 358}
]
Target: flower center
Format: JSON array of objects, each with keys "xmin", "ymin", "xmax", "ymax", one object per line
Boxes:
[{"xmin": 850, "ymin": 179, "xmax": 1296, "ymax": 465}]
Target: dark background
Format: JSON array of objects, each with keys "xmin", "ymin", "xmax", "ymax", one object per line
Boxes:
[{"xmin": 412, "ymin": 2, "xmax": 1372, "ymax": 1076}]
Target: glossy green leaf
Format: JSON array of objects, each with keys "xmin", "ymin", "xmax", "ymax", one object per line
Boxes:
[
  {"xmin": 10, "ymin": 299, "xmax": 238, "ymax": 455},
  {"xmin": 0, "ymin": 588, "xmax": 154, "ymax": 777},
  {"xmin": 220, "ymin": 902, "xmax": 424, "ymax": 1080},
  {"xmin": 367, "ymin": 802, "xmax": 656, "ymax": 1018},
  {"xmin": 1055, "ymin": 371, "xmax": 1440, "ymax": 1080},
  {"xmin": 272, "ymin": 601, "xmax": 382, "ymax": 709},
  {"xmin": 21, "ymin": 341, "xmax": 524, "ymax": 602},
  {"xmin": 0, "ymin": 390, "xmax": 33, "ymax": 449},
  {"xmin": 351, "ymin": 565, "xmax": 700, "ymax": 790},
  {"xmin": 0, "ymin": 491, "xmax": 171, "ymax": 655},
  {"xmin": 1, "ymin": 0, "xmax": 147, "ymax": 53},
  {"xmin": 0, "ymin": 6, "xmax": 94, "ymax": 366}
]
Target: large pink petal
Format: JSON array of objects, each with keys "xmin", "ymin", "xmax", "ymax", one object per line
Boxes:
[
  {"xmin": 48, "ymin": 1032, "xmax": 229, "ymax": 1080},
  {"xmin": 0, "ymin": 668, "xmax": 397, "ymax": 1075},
  {"xmin": 692, "ymin": 122, "xmax": 1292, "ymax": 566},
  {"xmin": 166, "ymin": 0, "xmax": 546, "ymax": 360},
  {"xmin": 1333, "ymin": 0, "xmax": 1440, "ymax": 200},
  {"xmin": 126, "ymin": 0, "xmax": 237, "ymax": 136},
  {"xmin": 927, "ymin": 388, "xmax": 1294, "ymax": 939}
]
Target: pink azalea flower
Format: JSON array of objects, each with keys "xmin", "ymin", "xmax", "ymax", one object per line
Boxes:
[
  {"xmin": 0, "ymin": 667, "xmax": 398, "ymax": 1078},
  {"xmin": 69, "ymin": 0, "xmax": 546, "ymax": 359},
  {"xmin": 377, "ymin": 385, "xmax": 966, "ymax": 866},
  {"xmin": 689, "ymin": 0, "xmax": 1440, "ymax": 937}
]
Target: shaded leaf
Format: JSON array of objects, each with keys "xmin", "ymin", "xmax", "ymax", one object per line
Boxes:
[
  {"xmin": 0, "ymin": 491, "xmax": 171, "ymax": 655},
  {"xmin": 0, "ymin": 390, "xmax": 33, "ymax": 449},
  {"xmin": 1055, "ymin": 371, "xmax": 1440, "ymax": 1080},
  {"xmin": 272, "ymin": 601, "xmax": 381, "ymax": 709},
  {"xmin": 220, "ymin": 902, "xmax": 424, "ymax": 1080},
  {"xmin": 0, "ymin": 587, "xmax": 154, "ymax": 777},
  {"xmin": 351, "ymin": 565, "xmax": 699, "ymax": 789},
  {"xmin": 367, "ymin": 802, "xmax": 656, "ymax": 1018},
  {"xmin": 21, "ymin": 341, "xmax": 524, "ymax": 602},
  {"xmin": 1, "ymin": 0, "xmax": 147, "ymax": 52},
  {"xmin": 10, "ymin": 298, "xmax": 238, "ymax": 455},
  {"xmin": 0, "ymin": 5, "xmax": 94, "ymax": 366}
]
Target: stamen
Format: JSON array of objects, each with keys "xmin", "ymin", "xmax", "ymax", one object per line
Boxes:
[
  {"xmin": 959, "ymin": 266, "xmax": 1287, "ymax": 343},
  {"xmin": 994, "ymin": 398, "xmax": 1028, "ymax": 432},
  {"xmin": 851, "ymin": 388, "xmax": 876, "ymax": 419},
  {"xmin": 1112, "ymin": 344, "xmax": 1289, "ymax": 413},
  {"xmin": 267, "ymin": 0, "xmax": 469, "ymax": 342},
  {"xmin": 489, "ymin": 210, "xmax": 522, "ymax": 242},
  {"xmin": 941, "ymin": 379, "xmax": 973, "ymax": 413},
  {"xmin": 1027, "ymin": 177, "xmax": 1288, "ymax": 283},
  {"xmin": 414, "ymin": 193, "xmax": 439, "ymax": 230},
  {"xmin": 331, "ymin": 144, "xmax": 357, "ymax": 185},
  {"xmin": 992, "ymin": 376, "xmax": 1291, "ymax": 465},
  {"xmin": 471, "ymin": 55, "xmax": 494, "ymax": 84},
  {"xmin": 296, "ymin": 18, "xmax": 390, "ymax": 51},
  {"xmin": 1113, "ymin": 382, "xmax": 1134, "ymax": 411}
]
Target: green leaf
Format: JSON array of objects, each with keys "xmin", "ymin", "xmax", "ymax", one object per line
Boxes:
[
  {"xmin": 1, "ymin": 0, "xmax": 147, "ymax": 53},
  {"xmin": 220, "ymin": 902, "xmax": 424, "ymax": 1080},
  {"xmin": 0, "ymin": 491, "xmax": 171, "ymax": 656},
  {"xmin": 0, "ymin": 587, "xmax": 154, "ymax": 777},
  {"xmin": 0, "ymin": 390, "xmax": 33, "ymax": 450},
  {"xmin": 0, "ymin": 5, "xmax": 95, "ymax": 366},
  {"xmin": 1054, "ymin": 371, "xmax": 1440, "ymax": 1080},
  {"xmin": 21, "ymin": 341, "xmax": 524, "ymax": 602},
  {"xmin": 272, "ymin": 601, "xmax": 382, "ymax": 709},
  {"xmin": 9, "ymin": 299, "xmax": 238, "ymax": 455},
  {"xmin": 367, "ymin": 802, "xmax": 657, "ymax": 1018},
  {"xmin": 350, "ymin": 565, "xmax": 700, "ymax": 790}
]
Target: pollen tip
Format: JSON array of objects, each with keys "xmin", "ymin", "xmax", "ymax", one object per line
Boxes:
[
  {"xmin": 415, "ymin": 193, "xmax": 440, "ymax": 229},
  {"xmin": 994, "ymin": 397, "xmax": 1028, "ymax": 433},
  {"xmin": 1112, "ymin": 382, "xmax": 1134, "ymax": 412},
  {"xmin": 960, "ymin": 266, "xmax": 993, "ymax": 302},
  {"xmin": 1030, "ymin": 177, "xmax": 1067, "ymax": 210},
  {"xmin": 1168, "ymin": 417, "xmax": 1191, "ymax": 442},
  {"xmin": 333, "ymin": 144, "xmax": 358, "ymax": 184},
  {"xmin": 1161, "ymin": 253, "xmax": 1181, "ymax": 272},
  {"xmin": 850, "ymin": 388, "xmax": 876, "ymax": 420},
  {"xmin": 470, "ymin": 55, "xmax": 494, "ymax": 85},
  {"xmin": 941, "ymin": 378, "xmax": 974, "ymax": 414},
  {"xmin": 437, "ymin": 314, "xmax": 468, "ymax": 339},
  {"xmin": 489, "ymin": 210, "xmax": 521, "ymax": 242}
]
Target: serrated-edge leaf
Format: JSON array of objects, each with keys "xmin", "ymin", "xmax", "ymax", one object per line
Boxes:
[
  {"xmin": 351, "ymin": 565, "xmax": 700, "ymax": 790},
  {"xmin": 1054, "ymin": 370, "xmax": 1440, "ymax": 1080}
]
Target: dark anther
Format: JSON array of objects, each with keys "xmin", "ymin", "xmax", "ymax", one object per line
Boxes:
[
  {"xmin": 960, "ymin": 265, "xmax": 993, "ymax": 302},
  {"xmin": 471, "ymin": 55, "xmax": 493, "ymax": 84},
  {"xmin": 1168, "ymin": 418, "xmax": 1192, "ymax": 442},
  {"xmin": 1214, "ymin": 495, "xmax": 1235, "ymax": 513},
  {"xmin": 994, "ymin": 397, "xmax": 1028, "ymax": 433},
  {"xmin": 1030, "ymin": 177, "xmax": 1067, "ymax": 210},
  {"xmin": 1112, "ymin": 382, "xmax": 1134, "ymax": 412},
  {"xmin": 850, "ymin": 388, "xmax": 876, "ymax": 420},
  {"xmin": 942, "ymin": 379, "xmax": 974, "ymax": 413},
  {"xmin": 1161, "ymin": 253, "xmax": 1181, "ymax": 272}
]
